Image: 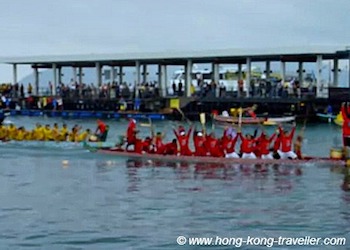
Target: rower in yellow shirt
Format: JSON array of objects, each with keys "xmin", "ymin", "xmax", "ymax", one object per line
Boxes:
[
  {"xmin": 52, "ymin": 123, "xmax": 60, "ymax": 141},
  {"xmin": 0, "ymin": 124, "xmax": 8, "ymax": 140},
  {"xmin": 24, "ymin": 130, "xmax": 33, "ymax": 141},
  {"xmin": 16, "ymin": 127, "xmax": 25, "ymax": 141},
  {"xmin": 7, "ymin": 124, "xmax": 17, "ymax": 140},
  {"xmin": 43, "ymin": 124, "xmax": 53, "ymax": 141},
  {"xmin": 76, "ymin": 129, "xmax": 91, "ymax": 142},
  {"xmin": 32, "ymin": 123, "xmax": 45, "ymax": 141},
  {"xmin": 68, "ymin": 125, "xmax": 81, "ymax": 142},
  {"xmin": 59, "ymin": 124, "xmax": 69, "ymax": 141}
]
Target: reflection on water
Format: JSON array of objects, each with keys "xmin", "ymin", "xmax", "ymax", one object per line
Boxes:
[{"xmin": 124, "ymin": 159, "xmax": 304, "ymax": 195}]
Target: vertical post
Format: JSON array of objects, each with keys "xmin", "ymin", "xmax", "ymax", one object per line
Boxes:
[
  {"xmin": 280, "ymin": 61, "xmax": 286, "ymax": 84},
  {"xmin": 78, "ymin": 67, "xmax": 83, "ymax": 97},
  {"xmin": 58, "ymin": 67, "xmax": 62, "ymax": 87},
  {"xmin": 34, "ymin": 67, "xmax": 39, "ymax": 96},
  {"xmin": 119, "ymin": 66, "xmax": 123, "ymax": 85},
  {"xmin": 298, "ymin": 61, "xmax": 303, "ymax": 85},
  {"xmin": 246, "ymin": 57, "xmax": 251, "ymax": 97},
  {"xmin": 96, "ymin": 62, "xmax": 102, "ymax": 87},
  {"xmin": 265, "ymin": 61, "xmax": 270, "ymax": 78},
  {"xmin": 135, "ymin": 61, "xmax": 141, "ymax": 98},
  {"xmin": 316, "ymin": 55, "xmax": 323, "ymax": 98},
  {"xmin": 185, "ymin": 59, "xmax": 192, "ymax": 97},
  {"xmin": 73, "ymin": 67, "xmax": 77, "ymax": 84},
  {"xmin": 237, "ymin": 63, "xmax": 242, "ymax": 97},
  {"xmin": 333, "ymin": 58, "xmax": 339, "ymax": 87},
  {"xmin": 111, "ymin": 66, "xmax": 115, "ymax": 83},
  {"xmin": 13, "ymin": 64, "xmax": 17, "ymax": 86},
  {"xmin": 52, "ymin": 63, "xmax": 57, "ymax": 96},
  {"xmin": 212, "ymin": 62, "xmax": 220, "ymax": 97},
  {"xmin": 142, "ymin": 64, "xmax": 147, "ymax": 83},
  {"xmin": 158, "ymin": 64, "xmax": 167, "ymax": 97}
]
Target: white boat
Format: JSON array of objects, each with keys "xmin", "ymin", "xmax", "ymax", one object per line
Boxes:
[{"xmin": 264, "ymin": 116, "xmax": 296, "ymax": 125}]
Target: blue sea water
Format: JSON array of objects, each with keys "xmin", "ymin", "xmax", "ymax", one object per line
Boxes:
[{"xmin": 0, "ymin": 116, "xmax": 349, "ymax": 249}]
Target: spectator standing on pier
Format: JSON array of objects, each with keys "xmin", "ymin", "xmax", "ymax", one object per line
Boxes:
[
  {"xmin": 20, "ymin": 84, "xmax": 24, "ymax": 98},
  {"xmin": 28, "ymin": 83, "xmax": 32, "ymax": 96}
]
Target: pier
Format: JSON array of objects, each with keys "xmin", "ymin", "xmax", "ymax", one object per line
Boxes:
[{"xmin": 1, "ymin": 45, "xmax": 350, "ymax": 120}]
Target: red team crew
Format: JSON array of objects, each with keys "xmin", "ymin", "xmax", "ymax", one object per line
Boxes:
[{"xmin": 123, "ymin": 118, "xmax": 300, "ymax": 160}]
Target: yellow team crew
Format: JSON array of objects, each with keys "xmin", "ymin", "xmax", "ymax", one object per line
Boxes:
[{"xmin": 0, "ymin": 123, "xmax": 92, "ymax": 142}]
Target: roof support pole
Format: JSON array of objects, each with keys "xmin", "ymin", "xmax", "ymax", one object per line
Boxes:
[
  {"xmin": 58, "ymin": 67, "xmax": 62, "ymax": 88},
  {"xmin": 12, "ymin": 64, "xmax": 17, "ymax": 86},
  {"xmin": 185, "ymin": 59, "xmax": 192, "ymax": 97},
  {"xmin": 96, "ymin": 62, "xmax": 102, "ymax": 87},
  {"xmin": 298, "ymin": 62, "xmax": 303, "ymax": 86},
  {"xmin": 265, "ymin": 61, "xmax": 270, "ymax": 78},
  {"xmin": 73, "ymin": 67, "xmax": 77, "ymax": 85},
  {"xmin": 333, "ymin": 58, "xmax": 338, "ymax": 87},
  {"xmin": 78, "ymin": 67, "xmax": 83, "ymax": 97},
  {"xmin": 34, "ymin": 67, "xmax": 39, "ymax": 96},
  {"xmin": 52, "ymin": 63, "xmax": 57, "ymax": 96},
  {"xmin": 119, "ymin": 66, "xmax": 123, "ymax": 85},
  {"xmin": 246, "ymin": 57, "xmax": 251, "ymax": 98},
  {"xmin": 158, "ymin": 64, "xmax": 167, "ymax": 97},
  {"xmin": 111, "ymin": 66, "xmax": 115, "ymax": 83},
  {"xmin": 142, "ymin": 64, "xmax": 147, "ymax": 84},
  {"xmin": 316, "ymin": 55, "xmax": 323, "ymax": 98},
  {"xmin": 237, "ymin": 63, "xmax": 242, "ymax": 98},
  {"xmin": 212, "ymin": 62, "xmax": 220, "ymax": 97},
  {"xmin": 280, "ymin": 61, "xmax": 286, "ymax": 86},
  {"xmin": 135, "ymin": 60, "xmax": 141, "ymax": 98}
]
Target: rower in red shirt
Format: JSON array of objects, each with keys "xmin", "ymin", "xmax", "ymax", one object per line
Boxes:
[
  {"xmin": 173, "ymin": 125, "xmax": 193, "ymax": 156},
  {"xmin": 222, "ymin": 132, "xmax": 239, "ymax": 158},
  {"xmin": 238, "ymin": 131, "xmax": 257, "ymax": 159},
  {"xmin": 126, "ymin": 119, "xmax": 138, "ymax": 150},
  {"xmin": 277, "ymin": 124, "xmax": 297, "ymax": 159},
  {"xmin": 154, "ymin": 132, "xmax": 166, "ymax": 154},
  {"xmin": 193, "ymin": 129, "xmax": 207, "ymax": 156},
  {"xmin": 257, "ymin": 132, "xmax": 276, "ymax": 159},
  {"xmin": 205, "ymin": 132, "xmax": 224, "ymax": 157},
  {"xmin": 164, "ymin": 139, "xmax": 178, "ymax": 155},
  {"xmin": 341, "ymin": 102, "xmax": 350, "ymax": 147}
]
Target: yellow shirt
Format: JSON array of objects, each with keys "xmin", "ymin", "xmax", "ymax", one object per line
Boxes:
[
  {"xmin": 7, "ymin": 126, "xmax": 17, "ymax": 140},
  {"xmin": 44, "ymin": 127, "xmax": 53, "ymax": 140},
  {"xmin": 33, "ymin": 127, "xmax": 45, "ymax": 141},
  {"xmin": 16, "ymin": 130, "xmax": 25, "ymax": 141},
  {"xmin": 76, "ymin": 131, "xmax": 89, "ymax": 142}
]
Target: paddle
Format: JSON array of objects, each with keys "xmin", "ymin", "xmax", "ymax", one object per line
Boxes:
[
  {"xmin": 176, "ymin": 108, "xmax": 191, "ymax": 125},
  {"xmin": 238, "ymin": 107, "xmax": 242, "ymax": 133},
  {"xmin": 200, "ymin": 112, "xmax": 206, "ymax": 134}
]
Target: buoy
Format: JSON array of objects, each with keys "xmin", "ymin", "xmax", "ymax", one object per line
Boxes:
[{"xmin": 62, "ymin": 160, "xmax": 69, "ymax": 166}]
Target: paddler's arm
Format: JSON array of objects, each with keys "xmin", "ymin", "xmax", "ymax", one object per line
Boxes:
[{"xmin": 269, "ymin": 133, "xmax": 276, "ymax": 142}]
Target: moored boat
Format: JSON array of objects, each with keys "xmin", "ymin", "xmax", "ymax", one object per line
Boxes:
[
  {"xmin": 316, "ymin": 113, "xmax": 336, "ymax": 123},
  {"xmin": 213, "ymin": 115, "xmax": 295, "ymax": 125}
]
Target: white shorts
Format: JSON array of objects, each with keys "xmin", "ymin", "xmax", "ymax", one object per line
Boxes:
[
  {"xmin": 242, "ymin": 152, "xmax": 257, "ymax": 159},
  {"xmin": 225, "ymin": 152, "xmax": 239, "ymax": 158},
  {"xmin": 277, "ymin": 150, "xmax": 297, "ymax": 160},
  {"xmin": 261, "ymin": 152, "xmax": 274, "ymax": 160}
]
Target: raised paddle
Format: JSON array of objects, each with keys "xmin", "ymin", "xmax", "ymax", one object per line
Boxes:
[{"xmin": 200, "ymin": 112, "xmax": 206, "ymax": 133}]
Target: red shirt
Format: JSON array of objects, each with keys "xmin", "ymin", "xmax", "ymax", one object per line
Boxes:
[
  {"xmin": 97, "ymin": 120, "xmax": 106, "ymax": 133},
  {"xmin": 258, "ymin": 133, "xmax": 276, "ymax": 155},
  {"xmin": 222, "ymin": 134, "xmax": 238, "ymax": 154},
  {"xmin": 193, "ymin": 134, "xmax": 207, "ymax": 156},
  {"xmin": 205, "ymin": 136, "xmax": 224, "ymax": 157},
  {"xmin": 154, "ymin": 137, "xmax": 165, "ymax": 154},
  {"xmin": 341, "ymin": 105, "xmax": 350, "ymax": 136},
  {"xmin": 174, "ymin": 126, "xmax": 193, "ymax": 156},
  {"xmin": 279, "ymin": 127, "xmax": 295, "ymax": 152},
  {"xmin": 164, "ymin": 142, "xmax": 178, "ymax": 155},
  {"xmin": 126, "ymin": 119, "xmax": 137, "ymax": 143},
  {"xmin": 238, "ymin": 133, "xmax": 257, "ymax": 154}
]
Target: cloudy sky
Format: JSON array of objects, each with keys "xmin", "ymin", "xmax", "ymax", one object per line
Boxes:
[{"xmin": 0, "ymin": 0, "xmax": 349, "ymax": 82}]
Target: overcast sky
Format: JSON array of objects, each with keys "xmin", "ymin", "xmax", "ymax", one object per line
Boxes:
[{"xmin": 0, "ymin": 0, "xmax": 349, "ymax": 82}]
